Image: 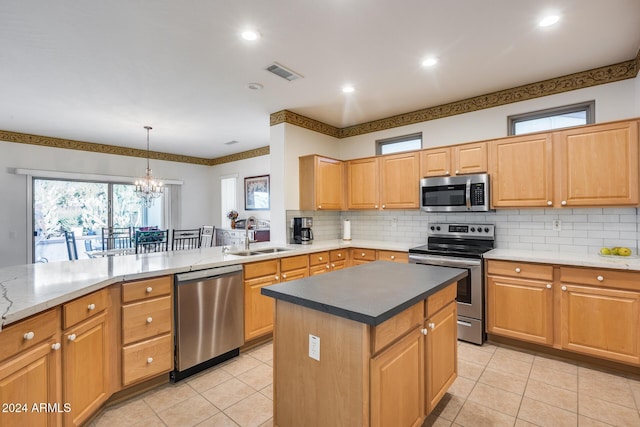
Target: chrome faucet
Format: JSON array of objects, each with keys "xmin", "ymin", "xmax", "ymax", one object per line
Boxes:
[{"xmin": 245, "ymin": 216, "xmax": 257, "ymax": 250}]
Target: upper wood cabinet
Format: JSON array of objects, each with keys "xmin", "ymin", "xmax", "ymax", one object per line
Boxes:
[
  {"xmin": 490, "ymin": 120, "xmax": 639, "ymax": 208},
  {"xmin": 489, "ymin": 133, "xmax": 554, "ymax": 208},
  {"xmin": 554, "ymin": 120, "xmax": 639, "ymax": 207},
  {"xmin": 347, "ymin": 157, "xmax": 380, "ymax": 209},
  {"xmin": 420, "ymin": 142, "xmax": 487, "ymax": 178},
  {"xmin": 299, "ymin": 155, "xmax": 345, "ymax": 210}
]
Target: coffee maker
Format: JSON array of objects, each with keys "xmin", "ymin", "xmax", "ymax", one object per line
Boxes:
[{"xmin": 292, "ymin": 217, "xmax": 314, "ymax": 244}]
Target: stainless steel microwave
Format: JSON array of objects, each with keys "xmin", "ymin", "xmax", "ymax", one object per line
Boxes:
[{"xmin": 420, "ymin": 174, "xmax": 490, "ymax": 212}]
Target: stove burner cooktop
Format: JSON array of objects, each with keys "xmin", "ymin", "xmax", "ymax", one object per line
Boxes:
[{"xmin": 409, "ymin": 223, "xmax": 496, "ymax": 258}]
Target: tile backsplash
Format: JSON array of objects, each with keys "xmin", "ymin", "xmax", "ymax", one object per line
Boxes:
[{"xmin": 287, "ymin": 208, "xmax": 640, "ymax": 255}]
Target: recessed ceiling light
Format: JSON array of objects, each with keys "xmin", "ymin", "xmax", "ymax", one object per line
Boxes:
[
  {"xmin": 241, "ymin": 30, "xmax": 261, "ymax": 41},
  {"xmin": 247, "ymin": 82, "xmax": 264, "ymax": 90},
  {"xmin": 421, "ymin": 57, "xmax": 438, "ymax": 67},
  {"xmin": 538, "ymin": 15, "xmax": 560, "ymax": 27},
  {"xmin": 342, "ymin": 85, "xmax": 355, "ymax": 93}
]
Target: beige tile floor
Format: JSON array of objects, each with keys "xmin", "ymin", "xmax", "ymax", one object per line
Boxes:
[{"xmin": 91, "ymin": 340, "xmax": 640, "ymax": 427}]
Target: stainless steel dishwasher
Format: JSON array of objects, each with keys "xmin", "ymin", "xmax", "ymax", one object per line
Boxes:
[{"xmin": 172, "ymin": 264, "xmax": 244, "ymax": 381}]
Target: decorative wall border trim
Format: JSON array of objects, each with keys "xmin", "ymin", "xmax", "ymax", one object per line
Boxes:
[
  {"xmin": 272, "ymin": 53, "xmax": 640, "ymax": 139},
  {"xmin": 0, "ymin": 129, "xmax": 270, "ymax": 166}
]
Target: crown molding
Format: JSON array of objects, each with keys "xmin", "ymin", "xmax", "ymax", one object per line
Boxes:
[
  {"xmin": 272, "ymin": 56, "xmax": 640, "ymax": 139},
  {"xmin": 208, "ymin": 146, "xmax": 271, "ymax": 166}
]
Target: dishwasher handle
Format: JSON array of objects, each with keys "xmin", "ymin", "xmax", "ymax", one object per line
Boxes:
[{"xmin": 176, "ymin": 264, "xmax": 243, "ymax": 283}]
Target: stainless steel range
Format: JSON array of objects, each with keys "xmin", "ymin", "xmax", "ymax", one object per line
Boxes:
[{"xmin": 409, "ymin": 223, "xmax": 495, "ymax": 345}]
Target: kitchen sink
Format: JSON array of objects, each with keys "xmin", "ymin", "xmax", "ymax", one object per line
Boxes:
[
  {"xmin": 254, "ymin": 248, "xmax": 291, "ymax": 254},
  {"xmin": 229, "ymin": 250, "xmax": 262, "ymax": 256}
]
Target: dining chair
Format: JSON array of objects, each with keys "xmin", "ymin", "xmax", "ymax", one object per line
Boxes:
[
  {"xmin": 102, "ymin": 227, "xmax": 133, "ymax": 250},
  {"xmin": 63, "ymin": 230, "xmax": 79, "ymax": 260},
  {"xmin": 200, "ymin": 225, "xmax": 215, "ymax": 248},
  {"xmin": 135, "ymin": 229, "xmax": 169, "ymax": 254},
  {"xmin": 171, "ymin": 228, "xmax": 201, "ymax": 250}
]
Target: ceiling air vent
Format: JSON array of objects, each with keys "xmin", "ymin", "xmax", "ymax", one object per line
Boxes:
[{"xmin": 265, "ymin": 62, "xmax": 303, "ymax": 81}]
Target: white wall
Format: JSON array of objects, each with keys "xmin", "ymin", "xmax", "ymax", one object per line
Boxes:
[
  {"xmin": 0, "ymin": 141, "xmax": 212, "ymax": 267},
  {"xmin": 338, "ymin": 78, "xmax": 639, "ymax": 159},
  {"xmin": 210, "ymin": 154, "xmax": 271, "ymax": 229}
]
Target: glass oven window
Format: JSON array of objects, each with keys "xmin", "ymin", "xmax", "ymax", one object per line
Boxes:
[{"xmin": 456, "ymin": 272, "xmax": 472, "ymax": 304}]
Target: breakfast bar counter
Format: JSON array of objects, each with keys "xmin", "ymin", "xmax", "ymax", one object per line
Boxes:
[{"xmin": 261, "ymin": 261, "xmax": 466, "ymax": 427}]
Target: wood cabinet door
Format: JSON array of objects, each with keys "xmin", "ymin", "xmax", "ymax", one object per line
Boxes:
[
  {"xmin": 425, "ymin": 301, "xmax": 457, "ymax": 414},
  {"xmin": 63, "ymin": 311, "xmax": 109, "ymax": 427},
  {"xmin": 380, "ymin": 152, "xmax": 420, "ymax": 209},
  {"xmin": 554, "ymin": 120, "xmax": 639, "ymax": 206},
  {"xmin": 0, "ymin": 339, "xmax": 62, "ymax": 427},
  {"xmin": 244, "ymin": 275, "xmax": 278, "ymax": 341},
  {"xmin": 486, "ymin": 275, "xmax": 554, "ymax": 345},
  {"xmin": 316, "ymin": 156, "xmax": 345, "ymax": 210},
  {"xmin": 560, "ymin": 284, "xmax": 640, "ymax": 365},
  {"xmin": 489, "ymin": 133, "xmax": 554, "ymax": 207},
  {"xmin": 347, "ymin": 157, "xmax": 380, "ymax": 209},
  {"xmin": 420, "ymin": 148, "xmax": 451, "ymax": 177},
  {"xmin": 371, "ymin": 327, "xmax": 424, "ymax": 427},
  {"xmin": 452, "ymin": 142, "xmax": 487, "ymax": 175}
]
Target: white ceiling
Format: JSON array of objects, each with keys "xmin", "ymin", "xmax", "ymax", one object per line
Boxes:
[{"xmin": 1, "ymin": 1, "xmax": 639, "ymax": 159}]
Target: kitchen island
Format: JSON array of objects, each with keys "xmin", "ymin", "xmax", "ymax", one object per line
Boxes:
[{"xmin": 262, "ymin": 261, "xmax": 467, "ymax": 427}]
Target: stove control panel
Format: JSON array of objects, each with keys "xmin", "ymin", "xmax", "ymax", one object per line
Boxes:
[{"xmin": 428, "ymin": 223, "xmax": 495, "ymax": 239}]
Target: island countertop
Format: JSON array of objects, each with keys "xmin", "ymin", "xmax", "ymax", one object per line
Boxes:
[{"xmin": 261, "ymin": 261, "xmax": 467, "ymax": 325}]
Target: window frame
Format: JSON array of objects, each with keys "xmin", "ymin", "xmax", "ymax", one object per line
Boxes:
[
  {"xmin": 375, "ymin": 132, "xmax": 422, "ymax": 155},
  {"xmin": 508, "ymin": 101, "xmax": 595, "ymax": 136}
]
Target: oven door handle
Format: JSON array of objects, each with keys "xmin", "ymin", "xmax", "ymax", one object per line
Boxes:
[
  {"xmin": 465, "ymin": 179, "xmax": 472, "ymax": 210},
  {"xmin": 409, "ymin": 255, "xmax": 480, "ymax": 268}
]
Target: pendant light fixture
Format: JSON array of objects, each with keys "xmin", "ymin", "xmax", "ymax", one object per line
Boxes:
[{"xmin": 134, "ymin": 126, "xmax": 163, "ymax": 208}]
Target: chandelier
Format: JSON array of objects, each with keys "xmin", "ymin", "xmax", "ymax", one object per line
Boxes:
[{"xmin": 134, "ymin": 126, "xmax": 163, "ymax": 208}]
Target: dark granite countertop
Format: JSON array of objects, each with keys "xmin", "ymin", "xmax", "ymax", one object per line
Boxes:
[{"xmin": 261, "ymin": 261, "xmax": 467, "ymax": 326}]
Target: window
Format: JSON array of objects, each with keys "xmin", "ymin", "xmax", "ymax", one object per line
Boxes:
[
  {"xmin": 376, "ymin": 132, "xmax": 422, "ymax": 155},
  {"xmin": 32, "ymin": 178, "xmax": 163, "ymax": 262},
  {"xmin": 508, "ymin": 101, "xmax": 595, "ymax": 135},
  {"xmin": 220, "ymin": 176, "xmax": 237, "ymax": 228}
]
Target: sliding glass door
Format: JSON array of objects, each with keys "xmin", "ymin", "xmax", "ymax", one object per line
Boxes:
[{"xmin": 33, "ymin": 179, "xmax": 163, "ymax": 262}]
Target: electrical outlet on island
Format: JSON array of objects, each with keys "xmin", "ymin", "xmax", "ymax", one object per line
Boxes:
[{"xmin": 309, "ymin": 334, "xmax": 320, "ymax": 361}]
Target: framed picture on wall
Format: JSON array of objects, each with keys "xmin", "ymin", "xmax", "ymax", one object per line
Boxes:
[{"xmin": 245, "ymin": 175, "xmax": 270, "ymax": 210}]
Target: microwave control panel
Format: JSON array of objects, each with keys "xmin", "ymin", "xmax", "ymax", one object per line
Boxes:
[{"xmin": 470, "ymin": 183, "xmax": 485, "ymax": 206}]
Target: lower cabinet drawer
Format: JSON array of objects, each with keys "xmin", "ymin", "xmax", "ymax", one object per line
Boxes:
[
  {"xmin": 0, "ymin": 308, "xmax": 60, "ymax": 363},
  {"xmin": 122, "ymin": 296, "xmax": 172, "ymax": 345},
  {"xmin": 122, "ymin": 333, "xmax": 173, "ymax": 386}
]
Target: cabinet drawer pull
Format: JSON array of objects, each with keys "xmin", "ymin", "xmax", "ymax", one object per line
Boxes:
[
  {"xmin": 374, "ymin": 205, "xmax": 378, "ymax": 208},
  {"xmin": 596, "ymin": 275, "xmax": 604, "ymax": 282},
  {"xmin": 337, "ymin": 253, "xmax": 342, "ymax": 257},
  {"xmin": 326, "ymin": 265, "xmax": 330, "ymax": 269},
  {"xmin": 561, "ymin": 200, "xmax": 567, "ymax": 206},
  {"xmin": 318, "ymin": 205, "xmax": 322, "ymax": 209},
  {"xmin": 51, "ymin": 343, "xmax": 61, "ymax": 351},
  {"xmin": 547, "ymin": 201, "xmax": 552, "ymax": 206},
  {"xmin": 515, "ymin": 268, "xmax": 521, "ymax": 273},
  {"xmin": 421, "ymin": 328, "xmax": 428, "ymax": 335},
  {"xmin": 318, "ymin": 256, "xmax": 323, "ymax": 261},
  {"xmin": 390, "ymin": 255, "xmax": 395, "ymax": 260},
  {"xmin": 146, "ymin": 287, "xmax": 153, "ymax": 293},
  {"xmin": 381, "ymin": 205, "xmax": 386, "ymax": 209},
  {"xmin": 68, "ymin": 334, "xmax": 77, "ymax": 342},
  {"xmin": 87, "ymin": 303, "xmax": 96, "ymax": 311},
  {"xmin": 455, "ymin": 170, "xmax": 459, "ymax": 174},
  {"xmin": 146, "ymin": 317, "xmax": 153, "ymax": 324},
  {"xmin": 23, "ymin": 331, "xmax": 35, "ymax": 340},
  {"xmin": 561, "ymin": 286, "xmax": 567, "ymax": 291},
  {"xmin": 282, "ymin": 274, "xmax": 287, "ymax": 279},
  {"xmin": 428, "ymin": 322, "xmax": 435, "ymax": 330},
  {"xmin": 274, "ymin": 275, "xmax": 279, "ymax": 281},
  {"xmin": 546, "ymin": 284, "xmax": 552, "ymax": 289},
  {"xmin": 147, "ymin": 357, "xmax": 153, "ymax": 364},
  {"xmin": 361, "ymin": 252, "xmax": 366, "ymax": 257},
  {"xmin": 331, "ymin": 263, "xmax": 335, "ymax": 268}
]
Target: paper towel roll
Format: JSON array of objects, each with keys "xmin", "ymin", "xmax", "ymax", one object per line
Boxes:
[{"xmin": 342, "ymin": 219, "xmax": 351, "ymax": 241}]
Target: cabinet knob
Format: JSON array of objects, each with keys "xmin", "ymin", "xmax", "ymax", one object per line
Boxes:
[
  {"xmin": 515, "ymin": 268, "xmax": 521, "ymax": 273},
  {"xmin": 381, "ymin": 205, "xmax": 386, "ymax": 209},
  {"xmin": 331, "ymin": 263, "xmax": 335, "ymax": 268},
  {"xmin": 428, "ymin": 322, "xmax": 435, "ymax": 330},
  {"xmin": 390, "ymin": 255, "xmax": 395, "ymax": 260},
  {"xmin": 455, "ymin": 170, "xmax": 459, "ymax": 175},
  {"xmin": 68, "ymin": 334, "xmax": 77, "ymax": 342},
  {"xmin": 318, "ymin": 256, "xmax": 323, "ymax": 261},
  {"xmin": 146, "ymin": 317, "xmax": 153, "ymax": 324},
  {"xmin": 361, "ymin": 252, "xmax": 366, "ymax": 257},
  {"xmin": 87, "ymin": 303, "xmax": 96, "ymax": 311},
  {"xmin": 546, "ymin": 284, "xmax": 552, "ymax": 289},
  {"xmin": 51, "ymin": 342, "xmax": 61, "ymax": 351},
  {"xmin": 326, "ymin": 265, "xmax": 330, "ymax": 269},
  {"xmin": 274, "ymin": 275, "xmax": 279, "ymax": 280},
  {"xmin": 561, "ymin": 285, "xmax": 567, "ymax": 291},
  {"xmin": 282, "ymin": 274, "xmax": 287, "ymax": 279},
  {"xmin": 147, "ymin": 357, "xmax": 153, "ymax": 364},
  {"xmin": 146, "ymin": 287, "xmax": 153, "ymax": 293},
  {"xmin": 596, "ymin": 275, "xmax": 604, "ymax": 282},
  {"xmin": 421, "ymin": 328, "xmax": 428, "ymax": 335},
  {"xmin": 374, "ymin": 205, "xmax": 378, "ymax": 208},
  {"xmin": 445, "ymin": 171, "xmax": 450, "ymax": 176},
  {"xmin": 338, "ymin": 253, "xmax": 342, "ymax": 257},
  {"xmin": 561, "ymin": 200, "xmax": 567, "ymax": 206},
  {"xmin": 318, "ymin": 205, "xmax": 322, "ymax": 209},
  {"xmin": 23, "ymin": 331, "xmax": 35, "ymax": 340},
  {"xmin": 547, "ymin": 201, "xmax": 553, "ymax": 206}
]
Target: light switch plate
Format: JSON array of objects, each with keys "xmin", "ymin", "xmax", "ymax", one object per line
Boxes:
[{"xmin": 309, "ymin": 334, "xmax": 320, "ymax": 361}]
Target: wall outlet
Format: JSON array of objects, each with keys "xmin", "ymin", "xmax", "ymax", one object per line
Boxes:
[
  {"xmin": 309, "ymin": 334, "xmax": 320, "ymax": 361},
  {"xmin": 553, "ymin": 220, "xmax": 561, "ymax": 231},
  {"xmin": 391, "ymin": 217, "xmax": 398, "ymax": 228}
]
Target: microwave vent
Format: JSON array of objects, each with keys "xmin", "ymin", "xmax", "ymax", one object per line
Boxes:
[{"xmin": 265, "ymin": 62, "xmax": 303, "ymax": 81}]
